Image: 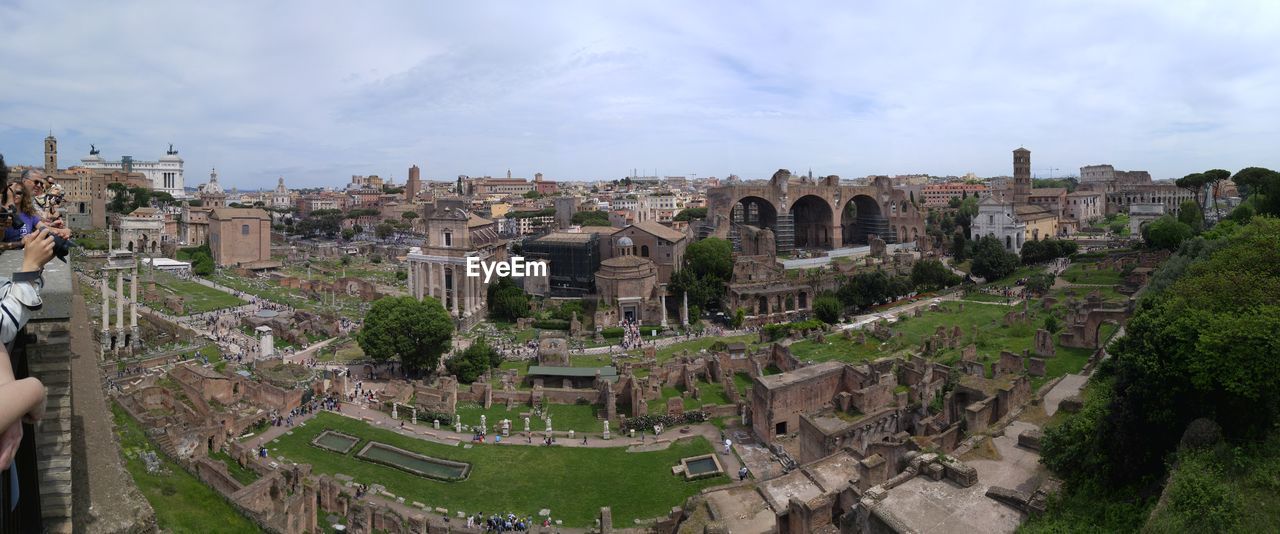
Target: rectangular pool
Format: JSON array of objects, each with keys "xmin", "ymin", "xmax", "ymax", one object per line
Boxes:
[
  {"xmin": 356, "ymin": 442, "xmax": 470, "ymax": 481},
  {"xmin": 312, "ymin": 430, "xmax": 359, "ymax": 454}
]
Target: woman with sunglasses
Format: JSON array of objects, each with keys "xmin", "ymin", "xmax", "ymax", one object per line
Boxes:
[{"xmin": 2, "ymin": 178, "xmax": 69, "ymax": 244}]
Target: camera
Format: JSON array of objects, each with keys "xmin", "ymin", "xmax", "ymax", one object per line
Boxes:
[{"xmin": 4, "ymin": 204, "xmax": 76, "ymax": 263}]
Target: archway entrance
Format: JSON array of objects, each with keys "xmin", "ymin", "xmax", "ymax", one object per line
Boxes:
[
  {"xmin": 841, "ymin": 195, "xmax": 890, "ymax": 245},
  {"xmin": 730, "ymin": 196, "xmax": 777, "ymax": 230},
  {"xmin": 791, "ymin": 195, "xmax": 833, "ymax": 249}
]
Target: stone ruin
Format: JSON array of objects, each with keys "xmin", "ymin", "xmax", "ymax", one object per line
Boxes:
[
  {"xmin": 536, "ymin": 334, "xmax": 570, "ymax": 367},
  {"xmin": 1033, "ymin": 329, "xmax": 1055, "ymax": 357},
  {"xmin": 869, "ymin": 234, "xmax": 887, "ymax": 258}
]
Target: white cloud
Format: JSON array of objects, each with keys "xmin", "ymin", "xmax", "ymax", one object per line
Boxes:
[{"xmin": 1, "ymin": 0, "xmax": 1278, "ymax": 188}]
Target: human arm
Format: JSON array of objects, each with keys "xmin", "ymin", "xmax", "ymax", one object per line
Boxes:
[{"xmin": 0, "ymin": 229, "xmax": 55, "ymax": 346}]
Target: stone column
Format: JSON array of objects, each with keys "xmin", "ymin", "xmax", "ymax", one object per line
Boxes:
[
  {"xmin": 100, "ymin": 273, "xmax": 109, "ymax": 335},
  {"xmin": 130, "ymin": 265, "xmax": 138, "ymax": 329},
  {"xmin": 659, "ymin": 286, "xmax": 669, "ymax": 328},
  {"xmin": 115, "ymin": 270, "xmax": 125, "ymax": 337},
  {"xmin": 450, "ymin": 265, "xmax": 459, "ymax": 318},
  {"xmin": 681, "ymin": 291, "xmax": 689, "ymax": 326}
]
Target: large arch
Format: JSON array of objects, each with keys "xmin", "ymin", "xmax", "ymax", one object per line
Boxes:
[
  {"xmin": 791, "ymin": 194, "xmax": 834, "ymax": 249},
  {"xmin": 840, "ymin": 195, "xmax": 890, "ymax": 245},
  {"xmin": 730, "ymin": 195, "xmax": 778, "ymax": 231}
]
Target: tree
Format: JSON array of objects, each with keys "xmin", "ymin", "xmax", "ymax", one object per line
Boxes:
[
  {"xmin": 1042, "ymin": 314, "xmax": 1061, "ymax": 334},
  {"xmin": 357, "ymin": 296, "xmax": 454, "ymax": 374},
  {"xmin": 523, "ymin": 190, "xmax": 543, "ymax": 199},
  {"xmin": 186, "ymin": 199, "xmax": 204, "ymax": 207},
  {"xmin": 571, "ymin": 210, "xmax": 611, "ymax": 226},
  {"xmin": 446, "ymin": 339, "xmax": 502, "ymax": 383},
  {"xmin": 341, "ymin": 228, "xmax": 356, "ymax": 241},
  {"xmin": 191, "ymin": 251, "xmax": 214, "ymax": 275},
  {"xmin": 1175, "ymin": 172, "xmax": 1211, "ymax": 214},
  {"xmin": 669, "ymin": 237, "xmax": 734, "ymax": 311},
  {"xmin": 1141, "ymin": 215, "xmax": 1193, "ymax": 251},
  {"xmin": 970, "ymin": 235, "xmax": 1019, "ymax": 281},
  {"xmin": 402, "ymin": 211, "xmax": 419, "ymax": 220},
  {"xmin": 1042, "ymin": 218, "xmax": 1280, "ymax": 487},
  {"xmin": 1232, "ymin": 167, "xmax": 1280, "ymax": 216},
  {"xmin": 1177, "ymin": 200, "xmax": 1203, "ymax": 233},
  {"xmin": 910, "ymin": 259, "xmax": 961, "ymax": 291},
  {"xmin": 682, "ymin": 237, "xmax": 733, "ymax": 281},
  {"xmin": 486, "ymin": 276, "xmax": 529, "ymax": 322},
  {"xmin": 1021, "ymin": 238, "xmax": 1079, "ymax": 264},
  {"xmin": 813, "ymin": 295, "xmax": 842, "ymax": 324},
  {"xmin": 375, "ymin": 223, "xmax": 394, "ymax": 240},
  {"xmin": 1026, "ymin": 272, "xmax": 1055, "ymax": 295},
  {"xmin": 673, "ymin": 207, "xmax": 708, "ymax": 221}
]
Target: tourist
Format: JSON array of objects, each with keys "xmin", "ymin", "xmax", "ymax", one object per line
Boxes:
[
  {"xmin": 739, "ymin": 466, "xmax": 749, "ymax": 481},
  {"xmin": 723, "ymin": 438, "xmax": 732, "ymax": 453}
]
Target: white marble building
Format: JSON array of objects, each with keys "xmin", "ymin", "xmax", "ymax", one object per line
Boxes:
[
  {"xmin": 79, "ymin": 144, "xmax": 186, "ymax": 198},
  {"xmin": 971, "ymin": 196, "xmax": 1027, "ymax": 253}
]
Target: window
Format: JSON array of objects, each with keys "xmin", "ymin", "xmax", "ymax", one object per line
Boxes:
[
  {"xmin": 641, "ymin": 245, "xmax": 649, "ymax": 257},
  {"xmin": 442, "ymin": 231, "xmax": 452, "ymax": 247},
  {"xmin": 241, "ymin": 224, "xmax": 250, "ymax": 235}
]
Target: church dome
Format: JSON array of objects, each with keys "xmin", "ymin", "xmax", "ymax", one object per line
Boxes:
[
  {"xmin": 617, "ymin": 236, "xmax": 634, "ymax": 248},
  {"xmin": 200, "ymin": 168, "xmax": 224, "ymax": 194}
]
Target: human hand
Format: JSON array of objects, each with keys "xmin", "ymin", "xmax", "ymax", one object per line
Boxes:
[
  {"xmin": 0, "ymin": 421, "xmax": 22, "ymax": 468},
  {"xmin": 20, "ymin": 228, "xmax": 55, "ymax": 272}
]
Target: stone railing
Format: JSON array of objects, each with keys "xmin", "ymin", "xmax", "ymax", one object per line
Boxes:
[{"xmin": 0, "ymin": 252, "xmax": 73, "ymax": 532}]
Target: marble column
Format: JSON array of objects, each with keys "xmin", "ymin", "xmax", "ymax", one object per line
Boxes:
[
  {"xmin": 100, "ymin": 274, "xmax": 109, "ymax": 335},
  {"xmin": 659, "ymin": 286, "xmax": 669, "ymax": 328},
  {"xmin": 130, "ymin": 266, "xmax": 138, "ymax": 329},
  {"xmin": 450, "ymin": 265, "xmax": 459, "ymax": 317},
  {"xmin": 115, "ymin": 270, "xmax": 125, "ymax": 335}
]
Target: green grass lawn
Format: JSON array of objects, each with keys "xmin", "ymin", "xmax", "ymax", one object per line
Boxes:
[
  {"xmin": 113, "ymin": 403, "xmax": 258, "ymax": 533},
  {"xmin": 1060, "ymin": 264, "xmax": 1123, "ymax": 285},
  {"xmin": 960, "ymin": 292, "xmax": 1016, "ymax": 304},
  {"xmin": 983, "ymin": 265, "xmax": 1045, "ymax": 286},
  {"xmin": 645, "ymin": 380, "xmax": 733, "ymax": 415},
  {"xmin": 143, "ymin": 272, "xmax": 246, "ymax": 315},
  {"xmin": 208, "ymin": 449, "xmax": 260, "ymax": 485},
  {"xmin": 654, "ymin": 334, "xmax": 758, "ymax": 362},
  {"xmin": 271, "ymin": 412, "xmax": 724, "ymax": 527},
  {"xmin": 788, "ymin": 301, "xmax": 1092, "ymax": 386}
]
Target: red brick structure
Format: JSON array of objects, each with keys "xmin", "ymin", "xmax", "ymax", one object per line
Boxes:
[{"xmin": 208, "ymin": 207, "xmax": 271, "ymax": 267}]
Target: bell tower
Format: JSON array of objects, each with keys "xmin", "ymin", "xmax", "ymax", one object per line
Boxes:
[
  {"xmin": 1012, "ymin": 147, "xmax": 1031, "ymax": 205},
  {"xmin": 44, "ymin": 132, "xmax": 58, "ymax": 173}
]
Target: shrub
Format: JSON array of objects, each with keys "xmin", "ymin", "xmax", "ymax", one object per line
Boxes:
[
  {"xmin": 621, "ymin": 411, "xmax": 710, "ymax": 432},
  {"xmin": 533, "ymin": 319, "xmax": 570, "ymax": 330},
  {"xmin": 600, "ymin": 327, "xmax": 624, "ymax": 338}
]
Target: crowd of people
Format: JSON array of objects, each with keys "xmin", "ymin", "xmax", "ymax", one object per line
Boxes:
[{"xmin": 466, "ymin": 511, "xmax": 540, "ymax": 532}]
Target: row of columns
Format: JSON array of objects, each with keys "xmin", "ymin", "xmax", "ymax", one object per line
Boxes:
[
  {"xmin": 411, "ymin": 259, "xmax": 486, "ymax": 322},
  {"xmin": 99, "ymin": 265, "xmax": 140, "ymax": 350}
]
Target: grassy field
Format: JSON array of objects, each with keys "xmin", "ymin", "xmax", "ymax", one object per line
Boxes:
[
  {"xmin": 142, "ymin": 272, "xmax": 246, "ymax": 315},
  {"xmin": 786, "ymin": 301, "xmax": 1092, "ymax": 387},
  {"xmin": 1060, "ymin": 264, "xmax": 1124, "ymax": 285},
  {"xmin": 654, "ymin": 334, "xmax": 759, "ymax": 362},
  {"xmin": 209, "ymin": 271, "xmax": 367, "ymax": 318},
  {"xmin": 113, "ymin": 403, "xmax": 258, "ymax": 533},
  {"xmin": 270, "ymin": 412, "xmax": 725, "ymax": 527},
  {"xmin": 645, "ymin": 380, "xmax": 735, "ymax": 415}
]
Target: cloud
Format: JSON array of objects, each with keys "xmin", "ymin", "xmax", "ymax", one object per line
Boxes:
[{"xmin": 1, "ymin": 0, "xmax": 1277, "ymax": 189}]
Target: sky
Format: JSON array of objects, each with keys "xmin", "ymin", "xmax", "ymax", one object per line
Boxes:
[{"xmin": 1, "ymin": 0, "xmax": 1278, "ymax": 189}]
